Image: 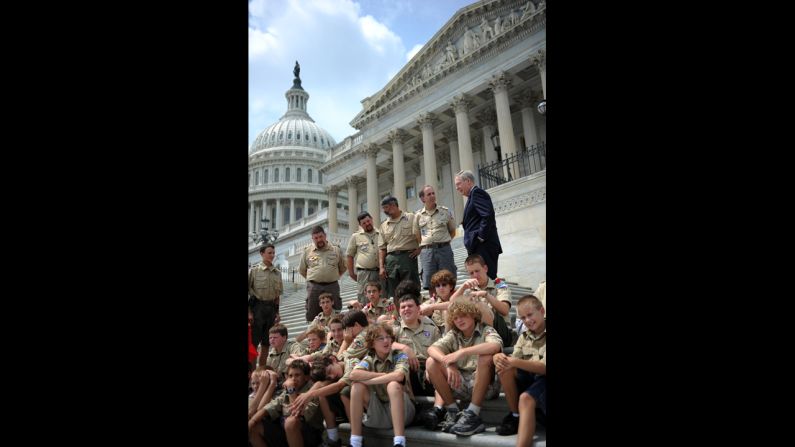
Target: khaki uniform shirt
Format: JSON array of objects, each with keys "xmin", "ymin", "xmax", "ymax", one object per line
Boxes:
[
  {"xmin": 431, "ymin": 322, "xmax": 503, "ymax": 372},
  {"xmin": 313, "ymin": 338, "xmax": 341, "ymax": 361},
  {"xmin": 266, "ymin": 340, "xmax": 304, "ymax": 379},
  {"xmin": 248, "ymin": 262, "xmax": 283, "ymax": 302},
  {"xmin": 379, "ymin": 211, "xmax": 420, "ymax": 252},
  {"xmin": 264, "ymin": 381, "xmax": 323, "ymax": 429},
  {"xmin": 346, "ymin": 230, "xmax": 382, "ymax": 269},
  {"xmin": 393, "ymin": 316, "xmax": 441, "ymax": 361},
  {"xmin": 353, "ymin": 349, "xmax": 414, "ymax": 403},
  {"xmin": 422, "ymin": 295, "xmax": 448, "ymax": 329},
  {"xmin": 417, "ymin": 205, "xmax": 455, "ymax": 246},
  {"xmin": 310, "ymin": 309, "xmax": 340, "ymax": 329},
  {"xmin": 480, "ymin": 278, "xmax": 512, "ymax": 325},
  {"xmin": 342, "ymin": 331, "xmax": 369, "ymax": 362},
  {"xmin": 364, "ymin": 297, "xmax": 397, "ymax": 323},
  {"xmin": 512, "ymin": 329, "xmax": 546, "ymax": 365},
  {"xmin": 340, "ymin": 355, "xmax": 361, "ymax": 386},
  {"xmin": 299, "ymin": 243, "xmax": 345, "ymax": 283}
]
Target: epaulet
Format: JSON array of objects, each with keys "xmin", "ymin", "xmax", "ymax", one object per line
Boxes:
[{"xmin": 438, "ymin": 205, "xmax": 449, "ymax": 210}]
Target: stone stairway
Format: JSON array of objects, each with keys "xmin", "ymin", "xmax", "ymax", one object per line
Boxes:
[{"xmin": 275, "ymin": 234, "xmax": 545, "ymax": 446}]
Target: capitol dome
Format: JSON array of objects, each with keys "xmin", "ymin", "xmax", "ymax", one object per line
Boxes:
[{"xmin": 249, "ymin": 79, "xmax": 337, "ymax": 154}]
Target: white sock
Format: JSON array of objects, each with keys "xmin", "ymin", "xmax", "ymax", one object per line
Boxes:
[
  {"xmin": 394, "ymin": 435, "xmax": 406, "ymax": 446},
  {"xmin": 327, "ymin": 427, "xmax": 338, "ymax": 441},
  {"xmin": 350, "ymin": 434, "xmax": 363, "ymax": 447},
  {"xmin": 467, "ymin": 403, "xmax": 481, "ymax": 416},
  {"xmin": 446, "ymin": 403, "xmax": 460, "ymax": 412},
  {"xmin": 512, "ymin": 412, "xmax": 519, "ymax": 418}
]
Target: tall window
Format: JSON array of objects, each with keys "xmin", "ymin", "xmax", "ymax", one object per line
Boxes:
[
  {"xmin": 255, "ymin": 171, "xmax": 259, "ymax": 185},
  {"xmin": 274, "ymin": 168, "xmax": 279, "ymax": 182},
  {"xmin": 285, "ymin": 167, "xmax": 291, "ymax": 181},
  {"xmin": 264, "ymin": 169, "xmax": 269, "ymax": 184},
  {"xmin": 318, "ymin": 172, "xmax": 323, "ymax": 184},
  {"xmin": 297, "ymin": 168, "xmax": 302, "ymax": 182},
  {"xmin": 308, "ymin": 169, "xmax": 313, "ymax": 183},
  {"xmin": 406, "ymin": 185, "xmax": 415, "ymax": 198}
]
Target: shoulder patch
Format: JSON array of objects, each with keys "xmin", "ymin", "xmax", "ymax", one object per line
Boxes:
[
  {"xmin": 395, "ymin": 352, "xmax": 409, "ymax": 362},
  {"xmin": 496, "ymin": 282, "xmax": 508, "ymax": 289},
  {"xmin": 357, "ymin": 359, "xmax": 369, "ymax": 369}
]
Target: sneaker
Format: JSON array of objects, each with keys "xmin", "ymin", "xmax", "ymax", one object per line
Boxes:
[
  {"xmin": 440, "ymin": 409, "xmax": 461, "ymax": 433},
  {"xmin": 422, "ymin": 406, "xmax": 446, "ymax": 430},
  {"xmin": 450, "ymin": 409, "xmax": 485, "ymax": 436},
  {"xmin": 496, "ymin": 412, "xmax": 519, "ymax": 436}
]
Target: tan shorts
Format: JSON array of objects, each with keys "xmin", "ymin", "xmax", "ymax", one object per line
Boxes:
[
  {"xmin": 362, "ymin": 390, "xmax": 416, "ymax": 429},
  {"xmin": 452, "ymin": 369, "xmax": 501, "ymax": 401}
]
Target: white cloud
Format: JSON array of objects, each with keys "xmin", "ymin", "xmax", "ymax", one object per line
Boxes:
[
  {"xmin": 405, "ymin": 43, "xmax": 423, "ymax": 61},
  {"xmin": 249, "ymin": 0, "xmax": 409, "ymax": 144}
]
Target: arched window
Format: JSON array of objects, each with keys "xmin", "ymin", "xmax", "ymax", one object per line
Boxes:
[
  {"xmin": 288, "ymin": 131, "xmax": 292, "ymax": 140},
  {"xmin": 285, "ymin": 167, "xmax": 291, "ymax": 181},
  {"xmin": 297, "ymin": 131, "xmax": 301, "ymax": 141},
  {"xmin": 274, "ymin": 168, "xmax": 279, "ymax": 182},
  {"xmin": 255, "ymin": 171, "xmax": 259, "ymax": 185},
  {"xmin": 264, "ymin": 169, "xmax": 269, "ymax": 184},
  {"xmin": 318, "ymin": 171, "xmax": 323, "ymax": 184},
  {"xmin": 279, "ymin": 131, "xmax": 283, "ymax": 140},
  {"xmin": 297, "ymin": 168, "xmax": 302, "ymax": 182},
  {"xmin": 307, "ymin": 169, "xmax": 313, "ymax": 183},
  {"xmin": 313, "ymin": 135, "xmax": 317, "ymax": 142}
]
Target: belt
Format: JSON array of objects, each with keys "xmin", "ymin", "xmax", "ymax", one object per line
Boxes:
[
  {"xmin": 356, "ymin": 267, "xmax": 379, "ymax": 271},
  {"xmin": 421, "ymin": 241, "xmax": 450, "ymax": 249},
  {"xmin": 387, "ymin": 250, "xmax": 412, "ymax": 255},
  {"xmin": 309, "ymin": 280, "xmax": 336, "ymax": 285}
]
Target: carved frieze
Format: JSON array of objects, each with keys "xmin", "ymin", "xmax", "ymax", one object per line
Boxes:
[{"xmin": 494, "ymin": 186, "xmax": 546, "ymax": 215}]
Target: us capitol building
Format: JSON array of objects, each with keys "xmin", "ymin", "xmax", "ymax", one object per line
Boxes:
[{"xmin": 249, "ymin": 0, "xmax": 546, "ymax": 287}]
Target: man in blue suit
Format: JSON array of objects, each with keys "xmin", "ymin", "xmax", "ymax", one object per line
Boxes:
[{"xmin": 454, "ymin": 170, "xmax": 502, "ymax": 280}]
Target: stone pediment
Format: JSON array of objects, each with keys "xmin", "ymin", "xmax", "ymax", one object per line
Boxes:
[{"xmin": 350, "ymin": 0, "xmax": 545, "ymax": 129}]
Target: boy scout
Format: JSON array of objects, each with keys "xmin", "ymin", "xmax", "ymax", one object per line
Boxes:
[
  {"xmin": 378, "ymin": 196, "xmax": 421, "ymax": 299},
  {"xmin": 416, "ymin": 185, "xmax": 458, "ymax": 290},
  {"xmin": 265, "ymin": 324, "xmax": 304, "ymax": 382},
  {"xmin": 449, "ymin": 253, "xmax": 513, "ymax": 344},
  {"xmin": 249, "ymin": 243, "xmax": 283, "ymax": 366},
  {"xmin": 361, "ymin": 281, "xmax": 397, "ymax": 324},
  {"xmin": 288, "ymin": 326, "xmax": 326, "ymax": 366},
  {"xmin": 346, "ymin": 211, "xmax": 384, "ymax": 304},
  {"xmin": 393, "ymin": 294, "xmax": 441, "ymax": 396},
  {"xmin": 249, "ymin": 359, "xmax": 323, "ymax": 447},
  {"xmin": 299, "ymin": 226, "xmax": 346, "ymax": 322},
  {"xmin": 423, "ymin": 300, "xmax": 502, "ymax": 436},
  {"xmin": 493, "ymin": 295, "xmax": 546, "ymax": 444},
  {"xmin": 295, "ymin": 293, "xmax": 339, "ymax": 343},
  {"xmin": 349, "ymin": 322, "xmax": 416, "ymax": 447}
]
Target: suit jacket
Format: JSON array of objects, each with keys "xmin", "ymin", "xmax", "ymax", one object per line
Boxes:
[{"xmin": 462, "ymin": 185, "xmax": 502, "ymax": 255}]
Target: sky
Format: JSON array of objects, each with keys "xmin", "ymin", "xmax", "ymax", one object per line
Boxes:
[{"xmin": 249, "ymin": 0, "xmax": 478, "ymax": 146}]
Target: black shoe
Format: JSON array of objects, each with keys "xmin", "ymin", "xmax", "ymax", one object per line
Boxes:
[
  {"xmin": 323, "ymin": 440, "xmax": 342, "ymax": 447},
  {"xmin": 496, "ymin": 412, "xmax": 519, "ymax": 436},
  {"xmin": 440, "ymin": 408, "xmax": 461, "ymax": 433},
  {"xmin": 422, "ymin": 406, "xmax": 446, "ymax": 430},
  {"xmin": 450, "ymin": 409, "xmax": 485, "ymax": 436}
]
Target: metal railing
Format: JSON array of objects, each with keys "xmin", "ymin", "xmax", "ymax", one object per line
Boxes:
[
  {"xmin": 478, "ymin": 142, "xmax": 546, "ymax": 189},
  {"xmin": 280, "ymin": 266, "xmax": 305, "ymax": 284}
]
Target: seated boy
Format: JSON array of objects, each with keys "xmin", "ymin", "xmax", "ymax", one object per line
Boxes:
[
  {"xmin": 287, "ymin": 326, "xmax": 326, "ymax": 366},
  {"xmin": 393, "ymin": 294, "xmax": 441, "ymax": 396},
  {"xmin": 296, "ymin": 293, "xmax": 340, "ymax": 343},
  {"xmin": 265, "ymin": 324, "xmax": 304, "ymax": 384},
  {"xmin": 361, "ymin": 281, "xmax": 397, "ymax": 324},
  {"xmin": 493, "ymin": 295, "xmax": 546, "ymax": 444},
  {"xmin": 422, "ymin": 300, "xmax": 503, "ymax": 436},
  {"xmin": 249, "ymin": 359, "xmax": 323, "ymax": 447},
  {"xmin": 349, "ymin": 322, "xmax": 416, "ymax": 447}
]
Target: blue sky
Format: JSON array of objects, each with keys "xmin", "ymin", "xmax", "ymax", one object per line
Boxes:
[{"xmin": 249, "ymin": 0, "xmax": 478, "ymax": 146}]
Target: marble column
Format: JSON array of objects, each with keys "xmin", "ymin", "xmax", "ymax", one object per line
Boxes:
[
  {"xmin": 253, "ymin": 203, "xmax": 260, "ymax": 233},
  {"xmin": 249, "ymin": 202, "xmax": 255, "ymax": 233},
  {"xmin": 490, "ymin": 71, "xmax": 519, "ymax": 180},
  {"xmin": 532, "ymin": 49, "xmax": 546, "ymax": 99},
  {"xmin": 451, "ymin": 94, "xmax": 474, "ymax": 174},
  {"xmin": 275, "ymin": 200, "xmax": 282, "ymax": 229},
  {"xmin": 304, "ymin": 198, "xmax": 309, "ymax": 220},
  {"xmin": 327, "ymin": 185, "xmax": 339, "ymax": 233},
  {"xmin": 346, "ymin": 176, "xmax": 360, "ymax": 232},
  {"xmin": 363, "ymin": 144, "xmax": 381, "ymax": 228},
  {"xmin": 417, "ymin": 113, "xmax": 437, "ymax": 192},
  {"xmin": 477, "ymin": 108, "xmax": 498, "ymax": 165},
  {"xmin": 290, "ymin": 198, "xmax": 296, "ymax": 224},
  {"xmin": 516, "ymin": 93, "xmax": 539, "ymax": 150},
  {"xmin": 414, "ymin": 143, "xmax": 424, "ymax": 184},
  {"xmin": 388, "ymin": 129, "xmax": 408, "ymax": 210},
  {"xmin": 444, "ymin": 128, "xmax": 464, "ymax": 224}
]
